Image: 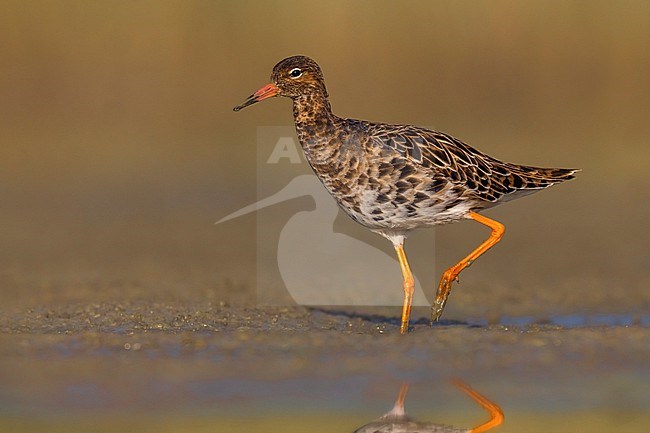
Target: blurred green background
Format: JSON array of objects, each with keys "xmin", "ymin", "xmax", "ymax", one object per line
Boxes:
[{"xmin": 0, "ymin": 0, "xmax": 648, "ymax": 313}]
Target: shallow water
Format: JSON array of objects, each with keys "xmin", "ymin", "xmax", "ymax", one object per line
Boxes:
[
  {"xmin": 1, "ymin": 361, "xmax": 647, "ymax": 433},
  {"xmin": 471, "ymin": 313, "xmax": 649, "ymax": 328},
  {"xmin": 0, "ymin": 310, "xmax": 648, "ymax": 433}
]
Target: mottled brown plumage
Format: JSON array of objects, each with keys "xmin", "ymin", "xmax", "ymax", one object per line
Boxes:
[{"xmin": 234, "ymin": 55, "xmax": 578, "ymax": 332}]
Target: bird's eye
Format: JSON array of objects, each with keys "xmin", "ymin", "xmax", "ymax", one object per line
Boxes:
[{"xmin": 289, "ymin": 68, "xmax": 302, "ymax": 78}]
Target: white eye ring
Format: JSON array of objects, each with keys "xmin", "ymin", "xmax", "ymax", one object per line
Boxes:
[{"xmin": 289, "ymin": 68, "xmax": 302, "ymax": 78}]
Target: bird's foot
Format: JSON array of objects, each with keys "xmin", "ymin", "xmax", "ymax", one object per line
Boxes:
[
  {"xmin": 431, "ymin": 292, "xmax": 449, "ymax": 322},
  {"xmin": 431, "ymin": 269, "xmax": 459, "ymax": 322}
]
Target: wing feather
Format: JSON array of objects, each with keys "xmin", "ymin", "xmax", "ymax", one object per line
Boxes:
[{"xmin": 367, "ymin": 123, "xmax": 577, "ymax": 203}]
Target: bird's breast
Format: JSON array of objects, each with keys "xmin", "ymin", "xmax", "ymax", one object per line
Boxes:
[{"xmin": 300, "ymin": 148, "xmax": 471, "ymax": 230}]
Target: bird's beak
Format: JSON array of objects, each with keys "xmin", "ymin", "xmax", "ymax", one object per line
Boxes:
[{"xmin": 233, "ymin": 83, "xmax": 279, "ymax": 111}]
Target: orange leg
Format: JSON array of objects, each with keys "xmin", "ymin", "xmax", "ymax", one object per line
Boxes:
[
  {"xmin": 383, "ymin": 383, "xmax": 409, "ymax": 418},
  {"xmin": 393, "ymin": 383, "xmax": 409, "ymax": 413},
  {"xmin": 431, "ymin": 212, "xmax": 505, "ymax": 322},
  {"xmin": 452, "ymin": 379, "xmax": 504, "ymax": 433},
  {"xmin": 394, "ymin": 383, "xmax": 409, "ymax": 409},
  {"xmin": 394, "ymin": 244, "xmax": 415, "ymax": 334}
]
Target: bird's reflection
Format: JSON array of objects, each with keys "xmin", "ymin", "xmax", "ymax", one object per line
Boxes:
[{"xmin": 354, "ymin": 380, "xmax": 503, "ymax": 433}]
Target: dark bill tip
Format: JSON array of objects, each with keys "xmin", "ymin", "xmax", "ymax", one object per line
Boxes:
[
  {"xmin": 233, "ymin": 95, "xmax": 257, "ymax": 112},
  {"xmin": 233, "ymin": 83, "xmax": 279, "ymax": 112}
]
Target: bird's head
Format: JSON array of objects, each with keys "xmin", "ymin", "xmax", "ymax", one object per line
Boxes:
[{"xmin": 233, "ymin": 56, "xmax": 328, "ymax": 111}]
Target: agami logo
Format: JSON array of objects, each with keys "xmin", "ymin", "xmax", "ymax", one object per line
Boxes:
[{"xmin": 217, "ymin": 132, "xmax": 430, "ymax": 307}]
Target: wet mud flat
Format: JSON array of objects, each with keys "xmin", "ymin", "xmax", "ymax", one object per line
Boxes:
[
  {"xmin": 0, "ymin": 187, "xmax": 648, "ymax": 432},
  {"xmin": 0, "ymin": 303, "xmax": 648, "ymax": 433}
]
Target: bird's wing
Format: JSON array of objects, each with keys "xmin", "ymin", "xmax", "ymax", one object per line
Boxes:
[{"xmin": 368, "ymin": 123, "xmax": 577, "ymax": 203}]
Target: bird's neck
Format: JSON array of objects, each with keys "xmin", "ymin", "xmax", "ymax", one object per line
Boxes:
[
  {"xmin": 292, "ymin": 92, "xmax": 341, "ymax": 160},
  {"xmin": 291, "ymin": 91, "xmax": 361, "ymax": 207}
]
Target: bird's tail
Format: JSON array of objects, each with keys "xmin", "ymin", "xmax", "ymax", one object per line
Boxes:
[
  {"xmin": 504, "ymin": 164, "xmax": 580, "ymax": 190},
  {"xmin": 481, "ymin": 162, "xmax": 580, "ymax": 203}
]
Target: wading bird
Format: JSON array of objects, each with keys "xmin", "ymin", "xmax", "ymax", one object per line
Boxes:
[{"xmin": 234, "ymin": 56, "xmax": 578, "ymax": 333}]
